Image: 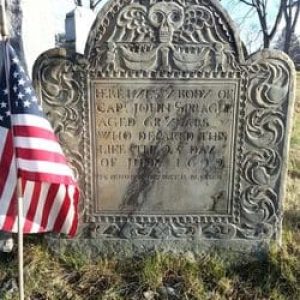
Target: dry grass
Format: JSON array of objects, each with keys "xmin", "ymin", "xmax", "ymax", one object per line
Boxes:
[
  {"xmin": 1, "ymin": 79, "xmax": 300, "ymax": 300},
  {"xmin": 0, "ymin": 233, "xmax": 299, "ymax": 299}
]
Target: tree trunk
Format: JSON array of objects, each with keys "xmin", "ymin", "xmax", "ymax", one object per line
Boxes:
[{"xmin": 263, "ymin": 36, "xmax": 271, "ymax": 48}]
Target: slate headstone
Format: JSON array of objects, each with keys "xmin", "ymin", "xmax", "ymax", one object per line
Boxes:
[{"xmin": 33, "ymin": 0, "xmax": 295, "ymax": 256}]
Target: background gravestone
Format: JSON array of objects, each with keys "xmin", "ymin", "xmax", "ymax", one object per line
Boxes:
[{"xmin": 33, "ymin": 0, "xmax": 295, "ymax": 256}]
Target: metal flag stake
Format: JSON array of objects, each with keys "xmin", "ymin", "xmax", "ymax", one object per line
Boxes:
[{"xmin": 0, "ymin": 0, "xmax": 7, "ymax": 38}]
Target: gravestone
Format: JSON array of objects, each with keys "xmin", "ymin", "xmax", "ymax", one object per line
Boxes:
[{"xmin": 33, "ymin": 0, "xmax": 295, "ymax": 256}]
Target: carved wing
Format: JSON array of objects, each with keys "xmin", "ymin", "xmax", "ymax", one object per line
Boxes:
[
  {"xmin": 179, "ymin": 5, "xmax": 228, "ymax": 44},
  {"xmin": 109, "ymin": 4, "xmax": 154, "ymax": 43}
]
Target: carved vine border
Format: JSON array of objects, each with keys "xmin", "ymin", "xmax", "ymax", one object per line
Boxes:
[{"xmin": 238, "ymin": 55, "xmax": 293, "ymax": 240}]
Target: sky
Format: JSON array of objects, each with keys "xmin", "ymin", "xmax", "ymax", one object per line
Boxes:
[
  {"xmin": 70, "ymin": 0, "xmax": 299, "ymax": 53},
  {"xmin": 221, "ymin": 0, "xmax": 299, "ymax": 52},
  {"xmin": 21, "ymin": 0, "xmax": 300, "ymax": 73}
]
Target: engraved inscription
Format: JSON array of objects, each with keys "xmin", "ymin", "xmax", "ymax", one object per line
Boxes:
[{"xmin": 91, "ymin": 80, "xmax": 239, "ymax": 214}]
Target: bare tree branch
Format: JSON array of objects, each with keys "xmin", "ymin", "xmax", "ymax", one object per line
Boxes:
[
  {"xmin": 235, "ymin": 0, "xmax": 300, "ymax": 51},
  {"xmin": 74, "ymin": 0, "xmax": 83, "ymax": 6},
  {"xmin": 291, "ymin": 0, "xmax": 300, "ymax": 29},
  {"xmin": 269, "ymin": 0, "xmax": 285, "ymax": 39},
  {"xmin": 90, "ymin": 0, "xmax": 102, "ymax": 9},
  {"xmin": 282, "ymin": 0, "xmax": 300, "ymax": 53},
  {"xmin": 74, "ymin": 0, "xmax": 102, "ymax": 9},
  {"xmin": 239, "ymin": 0, "xmax": 255, "ymax": 6}
]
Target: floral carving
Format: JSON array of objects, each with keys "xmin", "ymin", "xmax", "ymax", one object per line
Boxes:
[
  {"xmin": 248, "ymin": 59, "xmax": 289, "ymax": 108},
  {"xmin": 91, "ymin": 222, "xmax": 199, "ymax": 239},
  {"xmin": 245, "ymin": 110, "xmax": 284, "ymax": 147},
  {"xmin": 238, "ymin": 53, "xmax": 293, "ymax": 241},
  {"xmin": 241, "ymin": 186, "xmax": 278, "ymax": 224},
  {"xmin": 202, "ymin": 223, "xmax": 236, "ymax": 240},
  {"xmin": 242, "ymin": 148, "xmax": 281, "ymax": 186}
]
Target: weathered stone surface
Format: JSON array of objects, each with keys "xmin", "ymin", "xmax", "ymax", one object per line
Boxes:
[{"xmin": 33, "ymin": 0, "xmax": 295, "ymax": 255}]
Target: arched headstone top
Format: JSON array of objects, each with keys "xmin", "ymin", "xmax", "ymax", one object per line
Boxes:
[{"xmin": 85, "ymin": 0, "xmax": 244, "ymax": 75}]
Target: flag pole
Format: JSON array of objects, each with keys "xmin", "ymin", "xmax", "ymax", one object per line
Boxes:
[
  {"xmin": 1, "ymin": 1, "xmax": 24, "ymax": 300},
  {"xmin": 0, "ymin": 0, "xmax": 7, "ymax": 38},
  {"xmin": 17, "ymin": 178, "xmax": 24, "ymax": 300}
]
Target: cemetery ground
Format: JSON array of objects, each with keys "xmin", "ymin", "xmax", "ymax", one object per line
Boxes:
[{"xmin": 0, "ymin": 90, "xmax": 299, "ymax": 300}]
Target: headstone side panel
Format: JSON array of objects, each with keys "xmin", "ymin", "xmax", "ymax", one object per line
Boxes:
[
  {"xmin": 239, "ymin": 51, "xmax": 295, "ymax": 240},
  {"xmin": 32, "ymin": 49, "xmax": 90, "ymax": 220}
]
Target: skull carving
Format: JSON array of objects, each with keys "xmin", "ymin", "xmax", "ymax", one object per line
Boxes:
[{"xmin": 149, "ymin": 2, "xmax": 184, "ymax": 43}]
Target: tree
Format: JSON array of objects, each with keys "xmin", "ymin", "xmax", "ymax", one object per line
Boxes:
[
  {"xmin": 275, "ymin": 29, "xmax": 300, "ymax": 66},
  {"xmin": 74, "ymin": 0, "xmax": 102, "ymax": 9},
  {"xmin": 221, "ymin": 0, "xmax": 300, "ymax": 54},
  {"xmin": 90, "ymin": 0, "xmax": 102, "ymax": 9},
  {"xmin": 235, "ymin": 0, "xmax": 285, "ymax": 48},
  {"xmin": 282, "ymin": 0, "xmax": 300, "ymax": 53}
]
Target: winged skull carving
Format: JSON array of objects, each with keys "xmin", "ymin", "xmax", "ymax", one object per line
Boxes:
[
  {"xmin": 111, "ymin": 4, "xmax": 154, "ymax": 43},
  {"xmin": 180, "ymin": 5, "xmax": 227, "ymax": 44},
  {"xmin": 149, "ymin": 2, "xmax": 184, "ymax": 43},
  {"xmin": 104, "ymin": 2, "xmax": 237, "ymax": 72}
]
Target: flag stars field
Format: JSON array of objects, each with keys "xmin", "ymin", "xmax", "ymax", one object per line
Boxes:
[
  {"xmin": 18, "ymin": 92, "xmax": 24, "ymax": 99},
  {"xmin": 0, "ymin": 96, "xmax": 9, "ymax": 126},
  {"xmin": 25, "ymin": 87, "xmax": 32, "ymax": 95},
  {"xmin": 23, "ymin": 100, "xmax": 31, "ymax": 108},
  {"xmin": 6, "ymin": 56, "xmax": 43, "ymax": 117},
  {"xmin": 12, "ymin": 57, "xmax": 19, "ymax": 64},
  {"xmin": 18, "ymin": 78, "xmax": 25, "ymax": 86}
]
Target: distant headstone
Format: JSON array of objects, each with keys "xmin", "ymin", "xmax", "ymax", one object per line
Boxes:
[
  {"xmin": 33, "ymin": 0, "xmax": 295, "ymax": 256},
  {"xmin": 65, "ymin": 6, "xmax": 96, "ymax": 54}
]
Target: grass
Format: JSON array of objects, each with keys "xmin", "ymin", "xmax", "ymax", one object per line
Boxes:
[
  {"xmin": 0, "ymin": 234, "xmax": 299, "ymax": 299},
  {"xmin": 1, "ymin": 83, "xmax": 300, "ymax": 300}
]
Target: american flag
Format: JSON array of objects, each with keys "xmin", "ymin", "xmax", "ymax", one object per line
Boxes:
[{"xmin": 0, "ymin": 42, "xmax": 79, "ymax": 237}]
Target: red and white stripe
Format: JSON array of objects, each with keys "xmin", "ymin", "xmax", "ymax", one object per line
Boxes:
[
  {"xmin": 0, "ymin": 127, "xmax": 17, "ymax": 232},
  {"xmin": 0, "ymin": 114, "xmax": 79, "ymax": 236}
]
